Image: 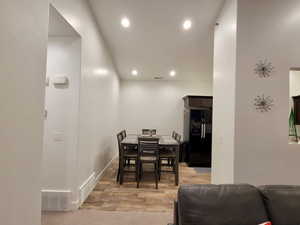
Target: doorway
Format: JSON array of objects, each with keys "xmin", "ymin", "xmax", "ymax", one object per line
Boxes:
[{"xmin": 42, "ymin": 4, "xmax": 81, "ymax": 211}]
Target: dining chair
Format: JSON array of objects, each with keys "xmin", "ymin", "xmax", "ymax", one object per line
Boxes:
[
  {"xmin": 121, "ymin": 130, "xmax": 127, "ymax": 139},
  {"xmin": 175, "ymin": 133, "xmax": 181, "ymax": 143},
  {"xmin": 159, "ymin": 132, "xmax": 181, "ymax": 185},
  {"xmin": 137, "ymin": 137, "xmax": 160, "ymax": 189},
  {"xmin": 142, "ymin": 129, "xmax": 151, "ymax": 135},
  {"xmin": 120, "ymin": 129, "xmax": 130, "ymax": 165},
  {"xmin": 174, "ymin": 132, "xmax": 178, "ymax": 141},
  {"xmin": 150, "ymin": 129, "xmax": 157, "ymax": 136},
  {"xmin": 172, "ymin": 131, "xmax": 176, "ymax": 138},
  {"xmin": 116, "ymin": 131, "xmax": 138, "ymax": 184}
]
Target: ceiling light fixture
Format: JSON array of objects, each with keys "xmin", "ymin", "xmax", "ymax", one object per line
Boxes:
[
  {"xmin": 131, "ymin": 69, "xmax": 138, "ymax": 76},
  {"xmin": 121, "ymin": 17, "xmax": 130, "ymax": 28},
  {"xmin": 183, "ymin": 19, "xmax": 192, "ymax": 30},
  {"xmin": 169, "ymin": 70, "xmax": 176, "ymax": 77}
]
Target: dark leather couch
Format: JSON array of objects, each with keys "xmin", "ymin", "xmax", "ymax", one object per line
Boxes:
[{"xmin": 172, "ymin": 184, "xmax": 300, "ymax": 225}]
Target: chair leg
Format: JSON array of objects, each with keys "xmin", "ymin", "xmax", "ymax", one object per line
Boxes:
[
  {"xmin": 158, "ymin": 158, "xmax": 161, "ymax": 181},
  {"xmin": 155, "ymin": 162, "xmax": 158, "ymax": 189},
  {"xmin": 120, "ymin": 165, "xmax": 124, "ymax": 185},
  {"xmin": 116, "ymin": 167, "xmax": 120, "ymax": 182},
  {"xmin": 175, "ymin": 159, "xmax": 179, "ymax": 186},
  {"xmin": 137, "ymin": 161, "xmax": 140, "ymax": 188},
  {"xmin": 135, "ymin": 158, "xmax": 138, "ymax": 182},
  {"xmin": 172, "ymin": 158, "xmax": 176, "ymax": 172},
  {"xmin": 140, "ymin": 164, "xmax": 143, "ymax": 179}
]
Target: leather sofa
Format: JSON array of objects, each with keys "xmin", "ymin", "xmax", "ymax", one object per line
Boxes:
[{"xmin": 172, "ymin": 184, "xmax": 300, "ymax": 225}]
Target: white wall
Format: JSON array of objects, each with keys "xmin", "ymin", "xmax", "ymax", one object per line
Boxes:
[
  {"xmin": 233, "ymin": 0, "xmax": 300, "ymax": 185},
  {"xmin": 42, "ymin": 36, "xmax": 81, "ymax": 210},
  {"xmin": 46, "ymin": 0, "xmax": 120, "ymax": 208},
  {"xmin": 212, "ymin": 0, "xmax": 237, "ymax": 184},
  {"xmin": 0, "ymin": 0, "xmax": 48, "ymax": 225},
  {"xmin": 120, "ymin": 79, "xmax": 212, "ymax": 136}
]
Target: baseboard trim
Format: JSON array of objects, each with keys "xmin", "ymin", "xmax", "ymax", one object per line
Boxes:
[
  {"xmin": 78, "ymin": 154, "xmax": 118, "ymax": 206},
  {"xmin": 41, "ymin": 189, "xmax": 73, "ymax": 211},
  {"xmin": 41, "ymin": 154, "xmax": 118, "ymax": 211}
]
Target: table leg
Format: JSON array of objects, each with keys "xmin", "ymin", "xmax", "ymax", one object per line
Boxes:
[
  {"xmin": 175, "ymin": 145, "xmax": 179, "ymax": 186},
  {"xmin": 120, "ymin": 145, "xmax": 124, "ymax": 185}
]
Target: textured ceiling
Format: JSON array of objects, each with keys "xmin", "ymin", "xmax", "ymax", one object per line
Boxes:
[{"xmin": 88, "ymin": 0, "xmax": 224, "ymax": 81}]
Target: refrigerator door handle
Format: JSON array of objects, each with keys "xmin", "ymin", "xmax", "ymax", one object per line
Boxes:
[
  {"xmin": 201, "ymin": 123, "xmax": 204, "ymax": 139},
  {"xmin": 203, "ymin": 123, "xmax": 206, "ymax": 138}
]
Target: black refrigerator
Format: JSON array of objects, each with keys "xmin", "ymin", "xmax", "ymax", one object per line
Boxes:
[{"xmin": 183, "ymin": 96, "xmax": 213, "ymax": 167}]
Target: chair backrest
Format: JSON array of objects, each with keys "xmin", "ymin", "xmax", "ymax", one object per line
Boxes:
[
  {"xmin": 117, "ymin": 132, "xmax": 123, "ymax": 153},
  {"xmin": 138, "ymin": 137, "xmax": 159, "ymax": 159},
  {"xmin": 121, "ymin": 130, "xmax": 126, "ymax": 139},
  {"xmin": 142, "ymin": 129, "xmax": 151, "ymax": 135},
  {"xmin": 176, "ymin": 133, "xmax": 181, "ymax": 143},
  {"xmin": 172, "ymin": 131, "xmax": 176, "ymax": 138},
  {"xmin": 174, "ymin": 132, "xmax": 178, "ymax": 140},
  {"xmin": 150, "ymin": 129, "xmax": 156, "ymax": 136}
]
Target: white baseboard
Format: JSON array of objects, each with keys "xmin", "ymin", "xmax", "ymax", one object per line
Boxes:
[
  {"xmin": 42, "ymin": 189, "xmax": 74, "ymax": 211},
  {"xmin": 41, "ymin": 154, "xmax": 117, "ymax": 211},
  {"xmin": 78, "ymin": 154, "xmax": 118, "ymax": 206}
]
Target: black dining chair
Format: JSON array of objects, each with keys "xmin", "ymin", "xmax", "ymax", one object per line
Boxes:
[
  {"xmin": 121, "ymin": 130, "xmax": 126, "ymax": 139},
  {"xmin": 116, "ymin": 132, "xmax": 138, "ymax": 184},
  {"xmin": 150, "ymin": 129, "xmax": 157, "ymax": 136},
  {"xmin": 142, "ymin": 129, "xmax": 151, "ymax": 135},
  {"xmin": 175, "ymin": 133, "xmax": 181, "ymax": 143},
  {"xmin": 137, "ymin": 137, "xmax": 160, "ymax": 189},
  {"xmin": 159, "ymin": 132, "xmax": 181, "ymax": 185},
  {"xmin": 172, "ymin": 131, "xmax": 176, "ymax": 138}
]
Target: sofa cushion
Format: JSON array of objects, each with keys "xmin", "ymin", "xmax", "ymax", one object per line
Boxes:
[
  {"xmin": 259, "ymin": 185, "xmax": 300, "ymax": 225},
  {"xmin": 178, "ymin": 184, "xmax": 269, "ymax": 225}
]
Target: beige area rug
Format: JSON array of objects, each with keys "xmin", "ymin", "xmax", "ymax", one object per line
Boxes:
[
  {"xmin": 82, "ymin": 159, "xmax": 211, "ymax": 212},
  {"xmin": 42, "ymin": 210, "xmax": 172, "ymax": 225}
]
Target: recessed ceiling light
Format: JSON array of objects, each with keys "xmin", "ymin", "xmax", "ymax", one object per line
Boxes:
[
  {"xmin": 131, "ymin": 69, "xmax": 138, "ymax": 76},
  {"xmin": 183, "ymin": 19, "xmax": 192, "ymax": 30},
  {"xmin": 170, "ymin": 70, "xmax": 176, "ymax": 77},
  {"xmin": 121, "ymin": 17, "xmax": 130, "ymax": 28}
]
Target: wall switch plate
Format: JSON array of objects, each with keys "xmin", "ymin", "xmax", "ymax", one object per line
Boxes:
[{"xmin": 53, "ymin": 75, "xmax": 69, "ymax": 85}]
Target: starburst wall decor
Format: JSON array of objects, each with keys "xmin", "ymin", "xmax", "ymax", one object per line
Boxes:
[
  {"xmin": 254, "ymin": 60, "xmax": 274, "ymax": 78},
  {"xmin": 254, "ymin": 95, "xmax": 274, "ymax": 112}
]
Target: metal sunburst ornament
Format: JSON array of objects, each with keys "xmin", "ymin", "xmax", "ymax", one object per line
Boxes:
[
  {"xmin": 254, "ymin": 95, "xmax": 274, "ymax": 112},
  {"xmin": 254, "ymin": 60, "xmax": 274, "ymax": 78}
]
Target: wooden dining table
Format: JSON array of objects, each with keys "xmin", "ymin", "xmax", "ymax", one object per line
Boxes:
[{"xmin": 121, "ymin": 135, "xmax": 180, "ymax": 185}]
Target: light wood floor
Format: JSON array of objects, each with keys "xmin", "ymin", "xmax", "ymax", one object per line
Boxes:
[{"xmin": 82, "ymin": 159, "xmax": 211, "ymax": 212}]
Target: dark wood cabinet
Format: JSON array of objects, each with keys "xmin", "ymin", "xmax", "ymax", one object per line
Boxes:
[
  {"xmin": 293, "ymin": 95, "xmax": 300, "ymax": 125},
  {"xmin": 183, "ymin": 96, "xmax": 212, "ymax": 167}
]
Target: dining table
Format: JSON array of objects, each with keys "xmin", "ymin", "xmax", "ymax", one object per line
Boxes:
[{"xmin": 120, "ymin": 134, "xmax": 180, "ymax": 185}]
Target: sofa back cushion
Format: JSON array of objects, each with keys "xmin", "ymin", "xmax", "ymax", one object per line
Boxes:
[
  {"xmin": 259, "ymin": 185, "xmax": 300, "ymax": 225},
  {"xmin": 178, "ymin": 184, "xmax": 269, "ymax": 225}
]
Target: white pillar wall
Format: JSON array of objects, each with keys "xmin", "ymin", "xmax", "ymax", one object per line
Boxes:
[
  {"xmin": 212, "ymin": 0, "xmax": 237, "ymax": 184},
  {"xmin": 213, "ymin": 0, "xmax": 300, "ymax": 185}
]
